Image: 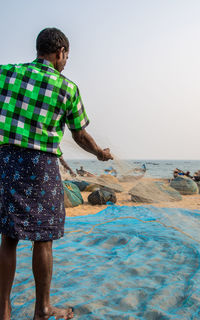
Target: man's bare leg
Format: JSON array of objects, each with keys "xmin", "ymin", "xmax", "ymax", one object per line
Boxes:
[
  {"xmin": 32, "ymin": 241, "xmax": 73, "ymax": 320},
  {"xmin": 0, "ymin": 235, "xmax": 18, "ymax": 320}
]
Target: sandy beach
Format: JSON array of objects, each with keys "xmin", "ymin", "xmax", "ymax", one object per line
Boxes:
[{"xmin": 66, "ymin": 178, "xmax": 200, "ymax": 217}]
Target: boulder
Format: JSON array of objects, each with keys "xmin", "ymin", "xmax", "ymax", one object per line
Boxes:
[
  {"xmin": 85, "ymin": 184, "xmax": 100, "ymax": 192},
  {"xmin": 170, "ymin": 177, "xmax": 198, "ymax": 195},
  {"xmin": 119, "ymin": 175, "xmax": 144, "ymax": 182},
  {"xmin": 129, "ymin": 180, "xmax": 182, "ymax": 203},
  {"xmin": 63, "ymin": 181, "xmax": 84, "ymax": 208},
  {"xmin": 85, "ymin": 181, "xmax": 123, "ymax": 193},
  {"xmin": 196, "ymin": 181, "xmax": 200, "ymax": 193},
  {"xmin": 99, "ymin": 174, "xmax": 119, "ymax": 184},
  {"xmin": 88, "ymin": 189, "xmax": 117, "ymax": 205},
  {"xmin": 80, "ymin": 176, "xmax": 124, "ymax": 193},
  {"xmin": 99, "ymin": 175, "xmax": 122, "ymax": 193},
  {"xmin": 68, "ymin": 180, "xmax": 89, "ymax": 191}
]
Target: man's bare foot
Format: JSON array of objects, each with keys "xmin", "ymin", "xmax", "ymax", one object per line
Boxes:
[{"xmin": 33, "ymin": 306, "xmax": 74, "ymax": 320}]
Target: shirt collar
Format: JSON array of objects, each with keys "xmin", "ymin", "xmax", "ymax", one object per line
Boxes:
[{"xmin": 33, "ymin": 58, "xmax": 56, "ymax": 70}]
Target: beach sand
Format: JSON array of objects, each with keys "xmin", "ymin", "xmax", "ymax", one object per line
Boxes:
[{"xmin": 66, "ymin": 178, "xmax": 200, "ymax": 217}]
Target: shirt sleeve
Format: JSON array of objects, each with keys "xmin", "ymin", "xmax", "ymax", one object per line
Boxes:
[{"xmin": 65, "ymin": 85, "xmax": 89, "ymax": 131}]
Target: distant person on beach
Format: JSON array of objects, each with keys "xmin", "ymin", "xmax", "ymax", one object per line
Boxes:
[
  {"xmin": 0, "ymin": 28, "xmax": 113, "ymax": 320},
  {"xmin": 173, "ymin": 168, "xmax": 193, "ymax": 179},
  {"xmin": 173, "ymin": 169, "xmax": 180, "ymax": 178},
  {"xmin": 141, "ymin": 163, "xmax": 146, "ymax": 172},
  {"xmin": 193, "ymin": 170, "xmax": 200, "ymax": 182},
  {"xmin": 76, "ymin": 166, "xmax": 94, "ymax": 177}
]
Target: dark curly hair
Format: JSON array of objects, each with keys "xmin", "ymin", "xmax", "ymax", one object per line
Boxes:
[{"xmin": 36, "ymin": 28, "xmax": 69, "ymax": 55}]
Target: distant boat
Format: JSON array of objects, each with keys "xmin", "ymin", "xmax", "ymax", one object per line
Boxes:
[
  {"xmin": 104, "ymin": 166, "xmax": 117, "ymax": 177},
  {"xmin": 146, "ymin": 162, "xmax": 159, "ymax": 165}
]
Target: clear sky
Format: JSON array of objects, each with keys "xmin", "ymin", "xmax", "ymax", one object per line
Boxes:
[{"xmin": 1, "ymin": 0, "xmax": 200, "ymax": 159}]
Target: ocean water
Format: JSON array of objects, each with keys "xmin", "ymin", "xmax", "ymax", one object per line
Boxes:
[{"xmin": 66, "ymin": 159, "xmax": 200, "ymax": 179}]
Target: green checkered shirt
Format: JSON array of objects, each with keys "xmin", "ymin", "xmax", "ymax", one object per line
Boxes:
[{"xmin": 0, "ymin": 58, "xmax": 89, "ymax": 156}]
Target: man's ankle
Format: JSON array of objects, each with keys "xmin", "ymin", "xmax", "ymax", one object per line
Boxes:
[
  {"xmin": 0, "ymin": 300, "xmax": 11, "ymax": 319},
  {"xmin": 34, "ymin": 304, "xmax": 51, "ymax": 317}
]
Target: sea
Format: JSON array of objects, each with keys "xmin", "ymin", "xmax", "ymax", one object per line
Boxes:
[{"xmin": 66, "ymin": 159, "xmax": 200, "ymax": 179}]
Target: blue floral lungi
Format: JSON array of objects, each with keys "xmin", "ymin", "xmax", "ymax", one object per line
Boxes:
[{"xmin": 0, "ymin": 145, "xmax": 65, "ymax": 241}]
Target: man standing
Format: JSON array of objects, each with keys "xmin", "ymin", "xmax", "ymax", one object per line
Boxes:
[{"xmin": 0, "ymin": 28, "xmax": 113, "ymax": 320}]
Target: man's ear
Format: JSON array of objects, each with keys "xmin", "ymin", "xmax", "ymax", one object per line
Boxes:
[
  {"xmin": 56, "ymin": 48, "xmax": 62, "ymax": 60},
  {"xmin": 60, "ymin": 47, "xmax": 66, "ymax": 59}
]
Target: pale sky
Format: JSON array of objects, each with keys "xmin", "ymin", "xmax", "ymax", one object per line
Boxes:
[{"xmin": 1, "ymin": 0, "xmax": 200, "ymax": 159}]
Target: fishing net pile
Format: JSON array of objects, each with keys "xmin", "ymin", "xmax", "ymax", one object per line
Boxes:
[
  {"xmin": 11, "ymin": 205, "xmax": 200, "ymax": 319},
  {"xmin": 8, "ymin": 143, "xmax": 200, "ymax": 319}
]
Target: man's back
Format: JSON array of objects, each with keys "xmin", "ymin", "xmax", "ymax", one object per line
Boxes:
[{"xmin": 0, "ymin": 59, "xmax": 89, "ymax": 155}]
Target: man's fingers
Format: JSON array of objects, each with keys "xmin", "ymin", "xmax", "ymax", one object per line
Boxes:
[
  {"xmin": 103, "ymin": 148, "xmax": 110, "ymax": 152},
  {"xmin": 102, "ymin": 150, "xmax": 113, "ymax": 161},
  {"xmin": 97, "ymin": 147, "xmax": 113, "ymax": 161}
]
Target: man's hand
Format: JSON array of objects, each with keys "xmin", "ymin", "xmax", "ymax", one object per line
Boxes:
[
  {"xmin": 72, "ymin": 129, "xmax": 113, "ymax": 162},
  {"xmin": 69, "ymin": 170, "xmax": 76, "ymax": 177},
  {"xmin": 97, "ymin": 148, "xmax": 113, "ymax": 161}
]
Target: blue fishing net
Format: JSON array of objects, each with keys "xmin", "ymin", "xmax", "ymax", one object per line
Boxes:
[{"xmin": 10, "ymin": 205, "xmax": 200, "ymax": 319}]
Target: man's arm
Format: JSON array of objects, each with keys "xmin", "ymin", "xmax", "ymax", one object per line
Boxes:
[
  {"xmin": 59, "ymin": 156, "xmax": 76, "ymax": 176},
  {"xmin": 71, "ymin": 129, "xmax": 113, "ymax": 161}
]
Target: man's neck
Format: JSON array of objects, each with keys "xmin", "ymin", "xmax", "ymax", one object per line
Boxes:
[{"xmin": 37, "ymin": 54, "xmax": 56, "ymax": 69}]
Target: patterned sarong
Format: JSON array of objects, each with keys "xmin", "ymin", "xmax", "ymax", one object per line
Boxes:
[{"xmin": 0, "ymin": 145, "xmax": 65, "ymax": 241}]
